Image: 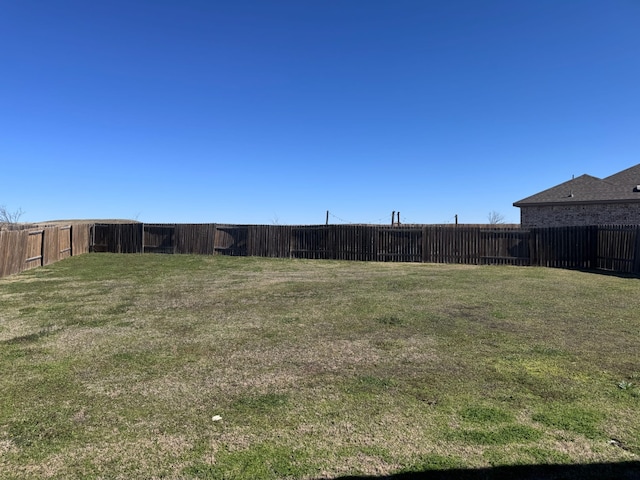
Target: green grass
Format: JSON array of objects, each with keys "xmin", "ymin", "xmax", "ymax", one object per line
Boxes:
[{"xmin": 0, "ymin": 254, "xmax": 639, "ymax": 478}]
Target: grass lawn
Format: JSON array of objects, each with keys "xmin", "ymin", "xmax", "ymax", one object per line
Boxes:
[{"xmin": 0, "ymin": 254, "xmax": 639, "ymax": 479}]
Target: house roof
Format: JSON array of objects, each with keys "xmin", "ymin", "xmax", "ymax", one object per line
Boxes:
[{"xmin": 513, "ymin": 164, "xmax": 640, "ymax": 207}]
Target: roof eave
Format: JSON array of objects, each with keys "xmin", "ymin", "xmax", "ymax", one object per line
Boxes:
[{"xmin": 514, "ymin": 198, "xmax": 640, "ymax": 208}]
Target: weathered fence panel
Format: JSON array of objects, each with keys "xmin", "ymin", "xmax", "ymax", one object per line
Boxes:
[
  {"xmin": 0, "ymin": 230, "xmax": 29, "ymax": 277},
  {"xmin": 25, "ymin": 230, "xmax": 44, "ymax": 270},
  {"xmin": 43, "ymin": 227, "xmax": 61, "ymax": 266},
  {"xmin": 0, "ymin": 224, "xmax": 91, "ymax": 279},
  {"xmin": 72, "ymin": 224, "xmax": 91, "ymax": 255},
  {"xmin": 214, "ymin": 225, "xmax": 248, "ymax": 256},
  {"xmin": 59, "ymin": 226, "xmax": 72, "ymax": 260},
  {"xmin": 144, "ymin": 224, "xmax": 176, "ymax": 254}
]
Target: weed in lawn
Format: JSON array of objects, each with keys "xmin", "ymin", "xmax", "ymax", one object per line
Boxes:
[
  {"xmin": 230, "ymin": 393, "xmax": 289, "ymax": 415},
  {"xmin": 491, "ymin": 356, "xmax": 581, "ymax": 403},
  {"xmin": 459, "ymin": 406, "xmax": 514, "ymax": 424},
  {"xmin": 7, "ymin": 407, "xmax": 77, "ymax": 450},
  {"xmin": 105, "ymin": 301, "xmax": 133, "ymax": 316},
  {"xmin": 400, "ymin": 453, "xmax": 465, "ymax": 472},
  {"xmin": 344, "ymin": 375, "xmax": 396, "ymax": 395},
  {"xmin": 618, "ymin": 380, "xmax": 635, "ymax": 390},
  {"xmin": 278, "ymin": 315, "xmax": 300, "ymax": 324},
  {"xmin": 450, "ymin": 425, "xmax": 543, "ymax": 445},
  {"xmin": 482, "ymin": 446, "xmax": 573, "ymax": 466},
  {"xmin": 532, "ymin": 405, "xmax": 604, "ymax": 439},
  {"xmin": 375, "ymin": 315, "xmax": 403, "ymax": 326},
  {"xmin": 183, "ymin": 443, "xmax": 314, "ymax": 480},
  {"xmin": 615, "ymin": 377, "xmax": 640, "ymax": 400}
]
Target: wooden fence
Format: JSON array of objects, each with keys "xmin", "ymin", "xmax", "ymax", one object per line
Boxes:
[
  {"xmin": 0, "ymin": 224, "xmax": 91, "ymax": 279},
  {"xmin": 89, "ymin": 223, "xmax": 640, "ymax": 275},
  {"xmin": 4, "ymin": 223, "xmax": 640, "ymax": 278}
]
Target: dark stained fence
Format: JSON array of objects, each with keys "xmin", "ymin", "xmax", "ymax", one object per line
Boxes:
[
  {"xmin": 144, "ymin": 224, "xmax": 176, "ymax": 254},
  {"xmin": 91, "ymin": 223, "xmax": 143, "ymax": 253},
  {"xmin": 378, "ymin": 227, "xmax": 422, "ymax": 262},
  {"xmin": 248, "ymin": 225, "xmax": 292, "ymax": 258},
  {"xmin": 175, "ymin": 224, "xmax": 217, "ymax": 255},
  {"xmin": 332, "ymin": 225, "xmax": 373, "ymax": 261},
  {"xmin": 480, "ymin": 228, "xmax": 530, "ymax": 266},
  {"xmin": 214, "ymin": 225, "xmax": 248, "ymax": 256},
  {"xmin": 291, "ymin": 226, "xmax": 335, "ymax": 260},
  {"xmin": 425, "ymin": 226, "xmax": 483, "ymax": 264},
  {"xmin": 530, "ymin": 226, "xmax": 598, "ymax": 270},
  {"xmin": 84, "ymin": 223, "xmax": 640, "ymax": 276},
  {"xmin": 596, "ymin": 226, "xmax": 638, "ymax": 273}
]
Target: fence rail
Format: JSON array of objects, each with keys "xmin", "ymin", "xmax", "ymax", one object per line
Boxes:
[{"xmin": 88, "ymin": 223, "xmax": 640, "ymax": 275}]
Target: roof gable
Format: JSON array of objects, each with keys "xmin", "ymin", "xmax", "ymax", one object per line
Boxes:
[{"xmin": 514, "ymin": 164, "xmax": 640, "ymax": 207}]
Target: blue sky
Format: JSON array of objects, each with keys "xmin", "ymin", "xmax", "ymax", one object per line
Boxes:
[{"xmin": 2, "ymin": 1, "xmax": 639, "ymax": 225}]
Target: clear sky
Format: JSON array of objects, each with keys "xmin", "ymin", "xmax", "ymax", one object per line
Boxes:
[{"xmin": 2, "ymin": 1, "xmax": 639, "ymax": 225}]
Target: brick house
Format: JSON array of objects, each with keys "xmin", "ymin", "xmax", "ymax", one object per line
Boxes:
[{"xmin": 514, "ymin": 164, "xmax": 640, "ymax": 227}]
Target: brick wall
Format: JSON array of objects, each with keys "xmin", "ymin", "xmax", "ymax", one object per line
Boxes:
[{"xmin": 520, "ymin": 202, "xmax": 640, "ymax": 227}]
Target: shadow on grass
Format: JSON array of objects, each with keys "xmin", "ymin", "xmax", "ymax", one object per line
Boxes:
[
  {"xmin": 331, "ymin": 461, "xmax": 640, "ymax": 480},
  {"xmin": 577, "ymin": 267, "xmax": 640, "ymax": 280}
]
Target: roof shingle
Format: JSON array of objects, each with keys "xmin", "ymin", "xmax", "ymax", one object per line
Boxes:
[{"xmin": 513, "ymin": 164, "xmax": 640, "ymax": 206}]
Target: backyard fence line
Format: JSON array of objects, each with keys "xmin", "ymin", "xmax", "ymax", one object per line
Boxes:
[
  {"xmin": 0, "ymin": 224, "xmax": 91, "ymax": 279},
  {"xmin": 3, "ymin": 223, "xmax": 640, "ymax": 279},
  {"xmin": 88, "ymin": 223, "xmax": 640, "ymax": 275}
]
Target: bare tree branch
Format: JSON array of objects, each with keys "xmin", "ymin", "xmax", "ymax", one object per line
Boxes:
[
  {"xmin": 0, "ymin": 205, "xmax": 24, "ymax": 228},
  {"xmin": 487, "ymin": 211, "xmax": 505, "ymax": 225}
]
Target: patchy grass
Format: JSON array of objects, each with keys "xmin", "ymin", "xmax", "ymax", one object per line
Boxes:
[{"xmin": 0, "ymin": 254, "xmax": 639, "ymax": 478}]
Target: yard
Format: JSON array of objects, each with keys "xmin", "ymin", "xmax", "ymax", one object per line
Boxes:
[{"xmin": 0, "ymin": 254, "xmax": 639, "ymax": 479}]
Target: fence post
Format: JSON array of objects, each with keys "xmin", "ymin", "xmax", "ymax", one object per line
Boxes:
[{"xmin": 40, "ymin": 227, "xmax": 46, "ymax": 266}]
